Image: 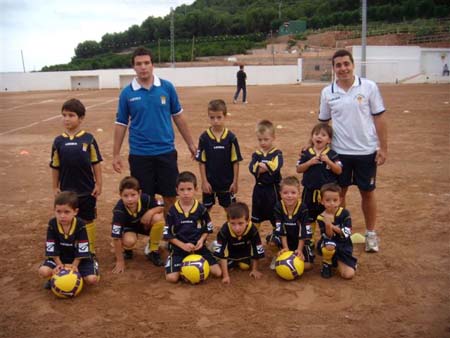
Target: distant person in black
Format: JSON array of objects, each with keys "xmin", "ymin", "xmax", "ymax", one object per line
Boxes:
[
  {"xmin": 233, "ymin": 65, "xmax": 247, "ymax": 104},
  {"xmin": 443, "ymin": 64, "xmax": 449, "ymax": 76}
]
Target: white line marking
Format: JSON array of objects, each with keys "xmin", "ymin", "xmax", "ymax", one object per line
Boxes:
[{"xmin": 0, "ymin": 98, "xmax": 117, "ymax": 136}]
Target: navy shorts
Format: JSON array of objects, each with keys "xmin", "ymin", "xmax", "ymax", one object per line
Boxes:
[
  {"xmin": 77, "ymin": 194, "xmax": 97, "ymax": 221},
  {"xmin": 203, "ymin": 191, "xmax": 236, "ymax": 209},
  {"xmin": 165, "ymin": 246, "xmax": 218, "ymax": 274},
  {"xmin": 301, "ymin": 187, "xmax": 325, "ymax": 221},
  {"xmin": 123, "ymin": 223, "xmax": 149, "ymax": 236},
  {"xmin": 267, "ymin": 234, "xmax": 315, "ymax": 263},
  {"xmin": 129, "ymin": 151, "xmax": 178, "ymax": 197},
  {"xmin": 317, "ymin": 238, "xmax": 357, "ymax": 270},
  {"xmin": 41, "ymin": 257, "xmax": 99, "ymax": 277},
  {"xmin": 338, "ymin": 153, "xmax": 377, "ymax": 191},
  {"xmin": 251, "ymin": 184, "xmax": 279, "ymax": 226}
]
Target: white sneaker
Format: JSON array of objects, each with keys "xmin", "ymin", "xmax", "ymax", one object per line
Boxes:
[
  {"xmin": 365, "ymin": 232, "xmax": 379, "ymax": 253},
  {"xmin": 144, "ymin": 242, "xmax": 151, "ymax": 255},
  {"xmin": 270, "ymin": 256, "xmax": 277, "ymax": 270}
]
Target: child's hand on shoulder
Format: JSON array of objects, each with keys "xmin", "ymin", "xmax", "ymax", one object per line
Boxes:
[{"xmin": 249, "ymin": 269, "xmax": 262, "ymax": 280}]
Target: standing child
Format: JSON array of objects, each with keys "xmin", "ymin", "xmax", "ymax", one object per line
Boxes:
[
  {"xmin": 50, "ymin": 98, "xmax": 103, "ymax": 254},
  {"xmin": 271, "ymin": 176, "xmax": 314, "ymax": 270},
  {"xmin": 317, "ymin": 183, "xmax": 357, "ymax": 279},
  {"xmin": 249, "ymin": 119, "xmax": 283, "ymax": 230},
  {"xmin": 163, "ymin": 171, "xmax": 222, "ymax": 283},
  {"xmin": 195, "ymin": 99, "xmax": 243, "ymax": 212},
  {"xmin": 296, "ymin": 123, "xmax": 342, "ymax": 242},
  {"xmin": 233, "ymin": 65, "xmax": 247, "ymax": 104},
  {"xmin": 38, "ymin": 191, "xmax": 99, "ymax": 288},
  {"xmin": 111, "ymin": 176, "xmax": 165, "ymax": 272},
  {"xmin": 213, "ymin": 202, "xmax": 265, "ymax": 284}
]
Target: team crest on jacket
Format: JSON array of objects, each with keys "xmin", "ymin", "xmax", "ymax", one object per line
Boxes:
[
  {"xmin": 160, "ymin": 96, "xmax": 167, "ymax": 105},
  {"xmin": 82, "ymin": 143, "xmax": 88, "ymax": 152}
]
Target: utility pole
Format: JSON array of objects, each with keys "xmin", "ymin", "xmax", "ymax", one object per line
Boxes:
[
  {"xmin": 170, "ymin": 7, "xmax": 175, "ymax": 68},
  {"xmin": 361, "ymin": 0, "xmax": 367, "ymax": 77},
  {"xmin": 21, "ymin": 50, "xmax": 26, "ymax": 72}
]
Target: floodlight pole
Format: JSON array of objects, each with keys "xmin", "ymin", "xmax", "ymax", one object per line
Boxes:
[
  {"xmin": 361, "ymin": 0, "xmax": 367, "ymax": 77},
  {"xmin": 170, "ymin": 7, "xmax": 175, "ymax": 68},
  {"xmin": 21, "ymin": 50, "xmax": 26, "ymax": 72}
]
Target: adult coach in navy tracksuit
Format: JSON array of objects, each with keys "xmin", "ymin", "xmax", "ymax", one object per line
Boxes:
[
  {"xmin": 318, "ymin": 49, "xmax": 388, "ymax": 253},
  {"xmin": 113, "ymin": 47, "xmax": 196, "ymax": 216}
]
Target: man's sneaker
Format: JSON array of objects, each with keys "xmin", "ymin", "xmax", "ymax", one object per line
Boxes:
[
  {"xmin": 321, "ymin": 263, "xmax": 332, "ymax": 279},
  {"xmin": 123, "ymin": 249, "xmax": 134, "ymax": 260},
  {"xmin": 365, "ymin": 232, "xmax": 379, "ymax": 253},
  {"xmin": 146, "ymin": 251, "xmax": 164, "ymax": 267},
  {"xmin": 270, "ymin": 256, "xmax": 277, "ymax": 270},
  {"xmin": 43, "ymin": 280, "xmax": 52, "ymax": 290}
]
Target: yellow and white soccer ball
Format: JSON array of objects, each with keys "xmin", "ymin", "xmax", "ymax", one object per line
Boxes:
[
  {"xmin": 51, "ymin": 268, "xmax": 84, "ymax": 298},
  {"xmin": 180, "ymin": 254, "xmax": 210, "ymax": 284},
  {"xmin": 275, "ymin": 251, "xmax": 304, "ymax": 281}
]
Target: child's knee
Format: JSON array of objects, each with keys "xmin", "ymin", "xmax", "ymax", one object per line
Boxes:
[
  {"xmin": 84, "ymin": 275, "xmax": 100, "ymax": 285},
  {"xmin": 210, "ymin": 264, "xmax": 222, "ymax": 277},
  {"xmin": 340, "ymin": 268, "xmax": 355, "ymax": 280},
  {"xmin": 38, "ymin": 266, "xmax": 52, "ymax": 278},
  {"xmin": 122, "ymin": 236, "xmax": 137, "ymax": 249},
  {"xmin": 165, "ymin": 272, "xmax": 180, "ymax": 283}
]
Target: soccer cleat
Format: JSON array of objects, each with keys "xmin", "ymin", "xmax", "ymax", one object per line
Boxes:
[
  {"xmin": 146, "ymin": 251, "xmax": 164, "ymax": 267},
  {"xmin": 321, "ymin": 263, "xmax": 332, "ymax": 278},
  {"xmin": 270, "ymin": 256, "xmax": 277, "ymax": 270},
  {"xmin": 365, "ymin": 232, "xmax": 379, "ymax": 253},
  {"xmin": 43, "ymin": 280, "xmax": 52, "ymax": 290},
  {"xmin": 123, "ymin": 249, "xmax": 134, "ymax": 260}
]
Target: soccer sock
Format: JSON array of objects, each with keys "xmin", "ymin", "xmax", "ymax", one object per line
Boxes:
[
  {"xmin": 85, "ymin": 221, "xmax": 96, "ymax": 254},
  {"xmin": 321, "ymin": 246, "xmax": 335, "ymax": 265},
  {"xmin": 238, "ymin": 262, "xmax": 250, "ymax": 270},
  {"xmin": 149, "ymin": 220, "xmax": 165, "ymax": 252}
]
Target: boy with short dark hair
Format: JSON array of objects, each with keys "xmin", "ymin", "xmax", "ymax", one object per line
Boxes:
[
  {"xmin": 50, "ymin": 98, "xmax": 103, "ymax": 254},
  {"xmin": 38, "ymin": 191, "xmax": 99, "ymax": 289},
  {"xmin": 163, "ymin": 171, "xmax": 222, "ymax": 283},
  {"xmin": 111, "ymin": 176, "xmax": 165, "ymax": 272},
  {"xmin": 213, "ymin": 202, "xmax": 265, "ymax": 284},
  {"xmin": 195, "ymin": 99, "xmax": 243, "ymax": 211}
]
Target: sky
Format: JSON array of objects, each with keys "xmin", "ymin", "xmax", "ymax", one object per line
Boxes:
[{"xmin": 0, "ymin": 0, "xmax": 195, "ymax": 72}]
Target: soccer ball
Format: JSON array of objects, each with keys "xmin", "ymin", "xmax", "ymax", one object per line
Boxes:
[
  {"xmin": 180, "ymin": 254, "xmax": 210, "ymax": 284},
  {"xmin": 50, "ymin": 268, "xmax": 84, "ymax": 298},
  {"xmin": 275, "ymin": 251, "xmax": 304, "ymax": 281}
]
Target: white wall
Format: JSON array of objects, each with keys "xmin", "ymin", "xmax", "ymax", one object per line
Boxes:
[
  {"xmin": 0, "ymin": 65, "xmax": 298, "ymax": 92},
  {"xmin": 352, "ymin": 46, "xmax": 450, "ymax": 83}
]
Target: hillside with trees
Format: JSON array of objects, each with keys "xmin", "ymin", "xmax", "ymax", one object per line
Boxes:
[{"xmin": 41, "ymin": 0, "xmax": 450, "ymax": 71}]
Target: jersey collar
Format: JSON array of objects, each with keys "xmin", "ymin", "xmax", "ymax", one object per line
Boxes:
[
  {"xmin": 308, "ymin": 145, "xmax": 331, "ymax": 156},
  {"xmin": 331, "ymin": 75, "xmax": 361, "ymax": 94},
  {"xmin": 256, "ymin": 147, "xmax": 277, "ymax": 156},
  {"xmin": 281, "ymin": 199, "xmax": 302, "ymax": 219},
  {"xmin": 62, "ymin": 130, "xmax": 85, "ymax": 140},
  {"xmin": 206, "ymin": 128, "xmax": 228, "ymax": 141},
  {"xmin": 57, "ymin": 217, "xmax": 77, "ymax": 239},
  {"xmin": 174, "ymin": 199, "xmax": 199, "ymax": 217},
  {"xmin": 131, "ymin": 75, "xmax": 161, "ymax": 91}
]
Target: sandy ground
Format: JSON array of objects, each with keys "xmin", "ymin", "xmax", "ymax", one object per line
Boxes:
[{"xmin": 0, "ymin": 84, "xmax": 449, "ymax": 338}]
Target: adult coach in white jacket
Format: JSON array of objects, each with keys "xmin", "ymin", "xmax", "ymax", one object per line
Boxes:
[{"xmin": 318, "ymin": 49, "xmax": 387, "ymax": 253}]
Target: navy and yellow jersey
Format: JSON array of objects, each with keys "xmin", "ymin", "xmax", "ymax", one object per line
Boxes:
[
  {"xmin": 50, "ymin": 131, "xmax": 102, "ymax": 195},
  {"xmin": 111, "ymin": 193, "xmax": 162, "ymax": 238},
  {"xmin": 195, "ymin": 128, "xmax": 243, "ymax": 191},
  {"xmin": 249, "ymin": 148, "xmax": 283, "ymax": 186},
  {"xmin": 214, "ymin": 222, "xmax": 265, "ymax": 261},
  {"xmin": 45, "ymin": 217, "xmax": 90, "ymax": 263},
  {"xmin": 297, "ymin": 146, "xmax": 341, "ymax": 190},
  {"xmin": 317, "ymin": 207, "xmax": 352, "ymax": 244},
  {"xmin": 274, "ymin": 200, "xmax": 313, "ymax": 250},
  {"xmin": 163, "ymin": 200, "xmax": 213, "ymax": 252}
]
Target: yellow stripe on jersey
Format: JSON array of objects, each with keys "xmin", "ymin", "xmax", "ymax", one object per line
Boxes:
[
  {"xmin": 201, "ymin": 150, "xmax": 206, "ymax": 162},
  {"xmin": 51, "ymin": 149, "xmax": 60, "ymax": 167},
  {"xmin": 266, "ymin": 154, "xmax": 279, "ymax": 172},
  {"xmin": 90, "ymin": 143, "xmax": 99, "ymax": 162},
  {"xmin": 231, "ymin": 144, "xmax": 237, "ymax": 162}
]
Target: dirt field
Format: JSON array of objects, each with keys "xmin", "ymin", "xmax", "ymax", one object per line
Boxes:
[{"xmin": 0, "ymin": 84, "xmax": 449, "ymax": 338}]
